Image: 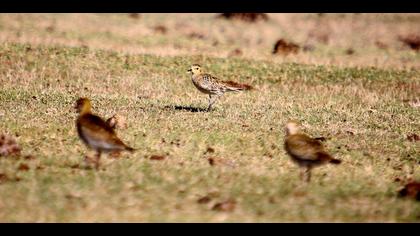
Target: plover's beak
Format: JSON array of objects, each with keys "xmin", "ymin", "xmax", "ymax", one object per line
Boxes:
[{"xmin": 187, "ymin": 69, "xmax": 192, "ymax": 72}]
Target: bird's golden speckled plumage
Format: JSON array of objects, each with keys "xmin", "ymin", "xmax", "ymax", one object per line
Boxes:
[
  {"xmin": 75, "ymin": 98, "xmax": 134, "ymax": 169},
  {"xmin": 187, "ymin": 64, "xmax": 252, "ymax": 111},
  {"xmin": 284, "ymin": 121, "xmax": 341, "ymax": 182}
]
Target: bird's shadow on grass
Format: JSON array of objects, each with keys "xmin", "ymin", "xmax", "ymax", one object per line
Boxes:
[{"xmin": 163, "ymin": 105, "xmax": 208, "ymax": 113}]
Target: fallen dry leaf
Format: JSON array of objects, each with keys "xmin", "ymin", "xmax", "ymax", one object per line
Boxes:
[
  {"xmin": 153, "ymin": 25, "xmax": 167, "ymax": 34},
  {"xmin": 197, "ymin": 196, "xmax": 212, "ymax": 204},
  {"xmin": 398, "ymin": 34, "xmax": 420, "ymax": 51},
  {"xmin": 207, "ymin": 157, "xmax": 236, "ymax": 168},
  {"xmin": 150, "ymin": 155, "xmax": 166, "ymax": 161},
  {"xmin": 128, "ymin": 13, "xmax": 140, "ymax": 19},
  {"xmin": 0, "ymin": 133, "xmax": 21, "ymax": 157},
  {"xmin": 36, "ymin": 165, "xmax": 45, "ymax": 170},
  {"xmin": 0, "ymin": 173, "xmax": 20, "ymax": 184},
  {"xmin": 0, "ymin": 173, "xmax": 9, "ymax": 183},
  {"xmin": 17, "ymin": 163, "xmax": 30, "ymax": 171},
  {"xmin": 24, "ymin": 155, "xmax": 36, "ymax": 160},
  {"xmin": 212, "ymin": 199, "xmax": 236, "ymax": 212},
  {"xmin": 398, "ymin": 181, "xmax": 420, "ymax": 201},
  {"xmin": 70, "ymin": 164, "xmax": 80, "ymax": 169},
  {"xmin": 272, "ymin": 39, "xmax": 300, "ymax": 55},
  {"xmin": 345, "ymin": 48, "xmax": 355, "ymax": 55},
  {"xmin": 108, "ymin": 151, "xmax": 122, "ymax": 158},
  {"xmin": 407, "ymin": 133, "xmax": 419, "ymax": 142},
  {"xmin": 217, "ymin": 13, "xmax": 268, "ymax": 22},
  {"xmin": 375, "ymin": 40, "xmax": 388, "ymax": 49},
  {"xmin": 204, "ymin": 147, "xmax": 215, "ymax": 154},
  {"xmin": 229, "ymin": 48, "xmax": 243, "ymax": 57},
  {"xmin": 188, "ymin": 32, "xmax": 205, "ymax": 40}
]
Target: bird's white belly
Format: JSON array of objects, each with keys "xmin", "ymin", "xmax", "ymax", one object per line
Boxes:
[{"xmin": 86, "ymin": 138, "xmax": 120, "ymax": 151}]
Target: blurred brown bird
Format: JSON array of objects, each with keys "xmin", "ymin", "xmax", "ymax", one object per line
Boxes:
[
  {"xmin": 187, "ymin": 64, "xmax": 252, "ymax": 111},
  {"xmin": 284, "ymin": 121, "xmax": 341, "ymax": 182},
  {"xmin": 75, "ymin": 98, "xmax": 135, "ymax": 169}
]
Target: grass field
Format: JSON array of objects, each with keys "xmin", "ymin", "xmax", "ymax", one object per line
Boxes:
[{"xmin": 0, "ymin": 13, "xmax": 419, "ymax": 222}]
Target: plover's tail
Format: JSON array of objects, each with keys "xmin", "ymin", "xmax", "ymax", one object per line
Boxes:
[{"xmin": 222, "ymin": 80, "xmax": 253, "ymax": 91}]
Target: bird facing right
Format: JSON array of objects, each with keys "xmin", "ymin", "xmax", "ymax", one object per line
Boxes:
[
  {"xmin": 284, "ymin": 121, "xmax": 342, "ymax": 182},
  {"xmin": 75, "ymin": 98, "xmax": 135, "ymax": 169}
]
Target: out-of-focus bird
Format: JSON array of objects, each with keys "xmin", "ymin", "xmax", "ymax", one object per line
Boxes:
[
  {"xmin": 75, "ymin": 98, "xmax": 135, "ymax": 169},
  {"xmin": 284, "ymin": 121, "xmax": 341, "ymax": 182},
  {"xmin": 187, "ymin": 64, "xmax": 252, "ymax": 111}
]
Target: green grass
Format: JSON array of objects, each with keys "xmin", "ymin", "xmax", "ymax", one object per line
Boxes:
[{"xmin": 0, "ymin": 41, "xmax": 419, "ymax": 222}]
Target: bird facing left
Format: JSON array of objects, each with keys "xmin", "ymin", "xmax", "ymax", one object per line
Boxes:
[{"xmin": 74, "ymin": 98, "xmax": 135, "ymax": 169}]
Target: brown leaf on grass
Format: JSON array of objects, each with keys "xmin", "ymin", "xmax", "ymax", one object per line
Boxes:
[
  {"xmin": 0, "ymin": 173, "xmax": 9, "ymax": 183},
  {"xmin": 217, "ymin": 13, "xmax": 269, "ymax": 23},
  {"xmin": 208, "ymin": 157, "xmax": 216, "ymax": 166},
  {"xmin": 153, "ymin": 25, "xmax": 167, "ymax": 34},
  {"xmin": 398, "ymin": 181, "xmax": 420, "ymax": 201},
  {"xmin": 197, "ymin": 196, "xmax": 212, "ymax": 204},
  {"xmin": 0, "ymin": 173, "xmax": 20, "ymax": 183},
  {"xmin": 207, "ymin": 157, "xmax": 235, "ymax": 168},
  {"xmin": 17, "ymin": 163, "xmax": 30, "ymax": 172},
  {"xmin": 65, "ymin": 193, "xmax": 82, "ymax": 200},
  {"xmin": 228, "ymin": 48, "xmax": 243, "ymax": 57},
  {"xmin": 272, "ymin": 39, "xmax": 300, "ymax": 55},
  {"xmin": 407, "ymin": 133, "xmax": 419, "ymax": 142},
  {"xmin": 293, "ymin": 191, "xmax": 307, "ymax": 198},
  {"xmin": 398, "ymin": 34, "xmax": 420, "ymax": 51},
  {"xmin": 108, "ymin": 151, "xmax": 122, "ymax": 159},
  {"xmin": 45, "ymin": 25, "xmax": 55, "ymax": 33},
  {"xmin": 36, "ymin": 165, "xmax": 45, "ymax": 170},
  {"xmin": 128, "ymin": 13, "xmax": 140, "ymax": 19},
  {"xmin": 70, "ymin": 164, "xmax": 80, "ymax": 169},
  {"xmin": 345, "ymin": 48, "xmax": 355, "ymax": 55},
  {"xmin": 24, "ymin": 155, "xmax": 36, "ymax": 160},
  {"xmin": 188, "ymin": 32, "xmax": 205, "ymax": 40},
  {"xmin": 375, "ymin": 40, "xmax": 388, "ymax": 49},
  {"xmin": 204, "ymin": 147, "xmax": 215, "ymax": 154},
  {"xmin": 212, "ymin": 199, "xmax": 236, "ymax": 212},
  {"xmin": 150, "ymin": 155, "xmax": 166, "ymax": 161},
  {"xmin": 345, "ymin": 130, "xmax": 355, "ymax": 136},
  {"xmin": 0, "ymin": 134, "xmax": 21, "ymax": 157}
]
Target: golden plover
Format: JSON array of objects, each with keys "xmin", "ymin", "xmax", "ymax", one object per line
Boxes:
[
  {"xmin": 75, "ymin": 98, "xmax": 135, "ymax": 169},
  {"xmin": 284, "ymin": 121, "xmax": 341, "ymax": 182},
  {"xmin": 187, "ymin": 64, "xmax": 252, "ymax": 111}
]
